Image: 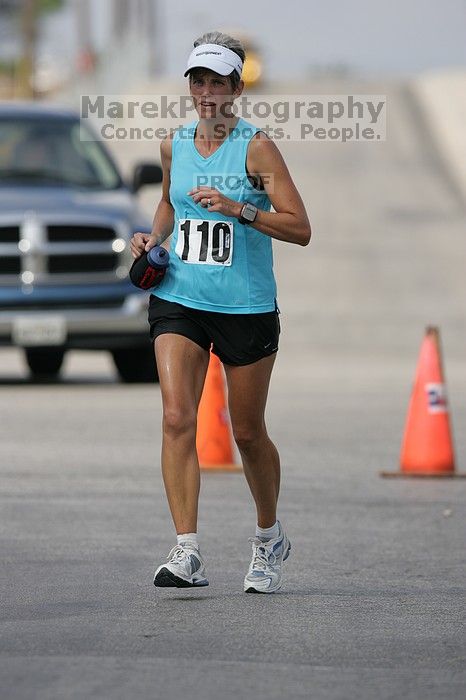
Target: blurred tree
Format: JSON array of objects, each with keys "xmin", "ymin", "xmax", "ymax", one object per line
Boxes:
[
  {"xmin": 40, "ymin": 0, "xmax": 63, "ymax": 10},
  {"xmin": 16, "ymin": 0, "xmax": 64, "ymax": 98}
]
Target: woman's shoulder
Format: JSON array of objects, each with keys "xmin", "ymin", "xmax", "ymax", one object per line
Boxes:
[
  {"xmin": 245, "ymin": 125, "xmax": 285, "ymax": 176},
  {"xmin": 160, "ymin": 120, "xmax": 196, "ymax": 160},
  {"xmin": 236, "ymin": 118, "xmax": 274, "ymax": 151},
  {"xmin": 245, "ymin": 125, "xmax": 276, "ymax": 155}
]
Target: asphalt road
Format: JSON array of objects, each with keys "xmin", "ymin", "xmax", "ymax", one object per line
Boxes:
[{"xmin": 1, "ymin": 78, "xmax": 466, "ymax": 699}]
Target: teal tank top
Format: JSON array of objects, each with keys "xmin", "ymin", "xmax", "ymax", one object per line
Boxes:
[{"xmin": 153, "ymin": 117, "xmax": 277, "ymax": 314}]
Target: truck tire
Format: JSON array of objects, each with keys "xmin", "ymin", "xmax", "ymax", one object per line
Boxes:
[
  {"xmin": 112, "ymin": 346, "xmax": 158, "ymax": 383},
  {"xmin": 25, "ymin": 347, "xmax": 65, "ymax": 379}
]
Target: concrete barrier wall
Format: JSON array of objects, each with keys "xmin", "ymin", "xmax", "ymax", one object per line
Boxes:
[{"xmin": 411, "ymin": 69, "xmax": 466, "ymax": 204}]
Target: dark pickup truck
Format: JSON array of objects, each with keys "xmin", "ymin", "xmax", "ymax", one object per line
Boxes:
[{"xmin": 0, "ymin": 102, "xmax": 162, "ymax": 381}]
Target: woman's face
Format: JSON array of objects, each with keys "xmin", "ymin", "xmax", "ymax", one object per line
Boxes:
[{"xmin": 189, "ymin": 69, "xmax": 242, "ymax": 119}]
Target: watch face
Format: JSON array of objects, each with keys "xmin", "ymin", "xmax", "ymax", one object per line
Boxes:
[{"xmin": 243, "ymin": 203, "xmax": 257, "ymax": 221}]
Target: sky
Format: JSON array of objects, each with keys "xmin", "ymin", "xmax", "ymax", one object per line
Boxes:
[
  {"xmin": 159, "ymin": 0, "xmax": 466, "ymax": 78},
  {"xmin": 3, "ymin": 0, "xmax": 465, "ymax": 80}
]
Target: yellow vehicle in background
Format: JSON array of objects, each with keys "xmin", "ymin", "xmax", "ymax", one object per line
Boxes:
[{"xmin": 241, "ymin": 38, "xmax": 263, "ymax": 88}]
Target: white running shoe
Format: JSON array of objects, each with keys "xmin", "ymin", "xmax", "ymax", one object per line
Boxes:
[
  {"xmin": 243, "ymin": 520, "xmax": 291, "ymax": 593},
  {"xmin": 153, "ymin": 541, "xmax": 209, "ymax": 588}
]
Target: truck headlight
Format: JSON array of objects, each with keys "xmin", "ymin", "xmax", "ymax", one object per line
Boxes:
[{"xmin": 112, "ymin": 238, "xmax": 126, "ymax": 253}]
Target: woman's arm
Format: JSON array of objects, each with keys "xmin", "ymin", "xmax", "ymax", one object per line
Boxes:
[
  {"xmin": 130, "ymin": 135, "xmax": 175, "ymax": 259},
  {"xmin": 245, "ymin": 132, "xmax": 311, "ymax": 246}
]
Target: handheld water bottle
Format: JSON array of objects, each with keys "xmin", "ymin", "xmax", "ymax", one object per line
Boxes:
[{"xmin": 129, "ymin": 245, "xmax": 169, "ymax": 290}]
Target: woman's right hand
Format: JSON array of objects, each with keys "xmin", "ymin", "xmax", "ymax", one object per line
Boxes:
[{"xmin": 130, "ymin": 232, "xmax": 156, "ymax": 259}]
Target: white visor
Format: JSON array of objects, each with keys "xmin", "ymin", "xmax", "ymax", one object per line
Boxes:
[{"xmin": 184, "ymin": 43, "xmax": 243, "ymax": 78}]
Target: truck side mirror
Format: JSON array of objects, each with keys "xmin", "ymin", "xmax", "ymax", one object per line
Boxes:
[{"xmin": 132, "ymin": 163, "xmax": 163, "ymax": 192}]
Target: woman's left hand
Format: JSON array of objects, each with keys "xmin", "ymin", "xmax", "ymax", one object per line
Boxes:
[{"xmin": 187, "ymin": 187, "xmax": 242, "ymax": 218}]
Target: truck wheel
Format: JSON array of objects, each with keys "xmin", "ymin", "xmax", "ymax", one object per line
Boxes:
[
  {"xmin": 25, "ymin": 348, "xmax": 65, "ymax": 379},
  {"xmin": 111, "ymin": 346, "xmax": 158, "ymax": 383}
]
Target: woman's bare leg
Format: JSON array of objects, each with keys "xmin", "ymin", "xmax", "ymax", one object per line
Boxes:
[
  {"xmin": 223, "ymin": 353, "xmax": 280, "ymax": 528},
  {"xmin": 154, "ymin": 334, "xmax": 210, "ymax": 534}
]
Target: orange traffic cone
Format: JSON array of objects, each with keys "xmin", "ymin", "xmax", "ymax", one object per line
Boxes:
[
  {"xmin": 196, "ymin": 352, "xmax": 241, "ymax": 471},
  {"xmin": 382, "ymin": 326, "xmax": 465, "ymax": 478}
]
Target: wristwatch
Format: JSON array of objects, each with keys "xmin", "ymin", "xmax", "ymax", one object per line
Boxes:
[{"xmin": 238, "ymin": 201, "xmax": 258, "ymax": 225}]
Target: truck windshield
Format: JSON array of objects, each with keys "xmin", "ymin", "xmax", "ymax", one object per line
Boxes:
[{"xmin": 0, "ymin": 117, "xmax": 122, "ymax": 190}]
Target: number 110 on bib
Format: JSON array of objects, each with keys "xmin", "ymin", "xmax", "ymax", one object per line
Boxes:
[{"xmin": 176, "ymin": 218, "xmax": 234, "ymax": 266}]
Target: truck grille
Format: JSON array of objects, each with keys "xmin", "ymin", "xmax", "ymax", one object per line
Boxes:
[
  {"xmin": 0, "ymin": 226, "xmax": 20, "ymax": 243},
  {"xmin": 48, "ymin": 254, "xmax": 118, "ymax": 274},
  {"xmin": 48, "ymin": 225, "xmax": 115, "ymax": 242},
  {"xmin": 0, "ymin": 220, "xmax": 128, "ymax": 284},
  {"xmin": 0, "ymin": 257, "xmax": 21, "ymax": 274}
]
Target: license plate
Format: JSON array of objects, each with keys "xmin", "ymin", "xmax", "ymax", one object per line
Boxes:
[{"xmin": 12, "ymin": 316, "xmax": 67, "ymax": 347}]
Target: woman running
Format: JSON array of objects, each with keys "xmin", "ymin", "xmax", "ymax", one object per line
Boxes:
[{"xmin": 131, "ymin": 31, "xmax": 311, "ymax": 593}]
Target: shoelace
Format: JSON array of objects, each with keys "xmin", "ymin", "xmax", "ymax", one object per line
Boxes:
[
  {"xmin": 166, "ymin": 544, "xmax": 195, "ymax": 564},
  {"xmin": 248, "ymin": 537, "xmax": 277, "ymax": 570}
]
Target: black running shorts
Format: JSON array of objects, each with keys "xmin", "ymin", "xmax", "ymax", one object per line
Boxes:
[{"xmin": 148, "ymin": 294, "xmax": 281, "ymax": 366}]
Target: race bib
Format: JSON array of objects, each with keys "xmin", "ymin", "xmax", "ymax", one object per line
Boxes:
[{"xmin": 175, "ymin": 218, "xmax": 233, "ymax": 266}]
